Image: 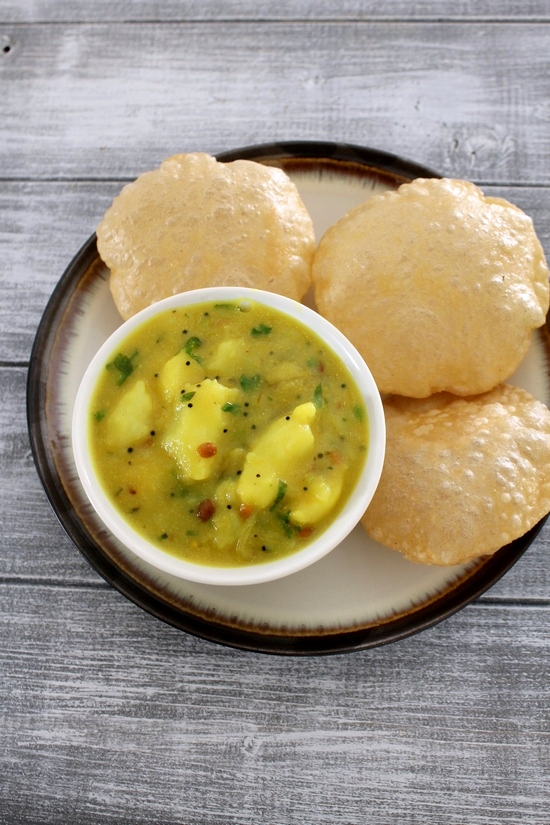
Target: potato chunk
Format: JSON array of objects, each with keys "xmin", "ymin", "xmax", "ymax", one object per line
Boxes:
[
  {"xmin": 264, "ymin": 361, "xmax": 306, "ymax": 385},
  {"xmin": 106, "ymin": 380, "xmax": 154, "ymax": 447},
  {"xmin": 290, "ymin": 469, "xmax": 345, "ymax": 526},
  {"xmin": 162, "ymin": 378, "xmax": 239, "ymax": 480},
  {"xmin": 207, "ymin": 338, "xmax": 250, "ymax": 378},
  {"xmin": 159, "ymin": 349, "xmax": 205, "ymax": 403},
  {"xmin": 237, "ymin": 402, "xmax": 316, "ymax": 508},
  {"xmin": 211, "ymin": 479, "xmax": 242, "ymax": 550}
]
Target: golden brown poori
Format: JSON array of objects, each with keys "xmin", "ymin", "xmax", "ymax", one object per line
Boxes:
[
  {"xmin": 97, "ymin": 152, "xmax": 315, "ymax": 319},
  {"xmin": 361, "ymin": 385, "xmax": 550, "ymax": 566},
  {"xmin": 312, "ymin": 178, "xmax": 549, "ymax": 398}
]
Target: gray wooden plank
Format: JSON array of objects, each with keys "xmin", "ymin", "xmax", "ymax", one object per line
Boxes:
[
  {"xmin": 0, "ymin": 181, "xmax": 120, "ymax": 363},
  {"xmin": 0, "ymin": 366, "xmax": 104, "ymax": 583},
  {"xmin": 3, "ymin": 362, "xmax": 550, "ymax": 599},
  {"xmin": 486, "ymin": 521, "xmax": 550, "ymax": 601},
  {"xmin": 2, "ymin": 5, "xmax": 547, "ymax": 821},
  {"xmin": 1, "ymin": 584, "xmax": 549, "ymax": 824},
  {"xmin": 2, "ymin": 181, "xmax": 550, "ymax": 364},
  {"xmin": 1, "ymin": 22, "xmax": 550, "ymax": 183},
  {"xmin": 2, "ymin": 0, "xmax": 550, "ymax": 23}
]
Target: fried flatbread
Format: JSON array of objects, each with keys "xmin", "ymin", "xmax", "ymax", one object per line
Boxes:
[
  {"xmin": 362, "ymin": 385, "xmax": 550, "ymax": 565},
  {"xmin": 97, "ymin": 152, "xmax": 315, "ymax": 319},
  {"xmin": 313, "ymin": 178, "xmax": 549, "ymax": 397}
]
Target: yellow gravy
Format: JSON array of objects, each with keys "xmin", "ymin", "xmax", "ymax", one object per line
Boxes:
[{"xmin": 88, "ymin": 299, "xmax": 369, "ymax": 567}]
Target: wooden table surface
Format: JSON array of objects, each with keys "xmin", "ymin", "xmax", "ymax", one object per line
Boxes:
[{"xmin": 2, "ymin": 2, "xmax": 549, "ymax": 822}]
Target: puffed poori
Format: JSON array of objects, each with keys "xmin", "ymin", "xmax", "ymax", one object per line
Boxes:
[
  {"xmin": 313, "ymin": 178, "xmax": 549, "ymax": 398},
  {"xmin": 97, "ymin": 152, "xmax": 315, "ymax": 319},
  {"xmin": 361, "ymin": 385, "xmax": 550, "ymax": 566}
]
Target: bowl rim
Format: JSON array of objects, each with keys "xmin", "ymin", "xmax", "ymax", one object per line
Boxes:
[{"xmin": 71, "ymin": 285, "xmax": 386, "ymax": 586}]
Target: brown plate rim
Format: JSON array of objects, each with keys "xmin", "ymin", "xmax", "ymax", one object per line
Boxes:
[{"xmin": 26, "ymin": 140, "xmax": 549, "ymax": 656}]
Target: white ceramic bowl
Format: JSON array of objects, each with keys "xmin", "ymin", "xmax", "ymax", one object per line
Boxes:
[{"xmin": 72, "ymin": 286, "xmax": 385, "ymax": 586}]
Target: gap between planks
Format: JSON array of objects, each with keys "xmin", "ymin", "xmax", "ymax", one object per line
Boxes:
[{"xmin": 1, "ymin": 576, "xmax": 549, "ymax": 608}]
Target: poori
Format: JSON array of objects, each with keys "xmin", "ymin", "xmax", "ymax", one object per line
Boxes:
[
  {"xmin": 362, "ymin": 384, "xmax": 550, "ymax": 566},
  {"xmin": 312, "ymin": 178, "xmax": 549, "ymax": 397},
  {"xmin": 97, "ymin": 152, "xmax": 315, "ymax": 319}
]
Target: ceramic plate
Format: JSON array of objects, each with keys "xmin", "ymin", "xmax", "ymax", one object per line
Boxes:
[{"xmin": 27, "ymin": 141, "xmax": 550, "ymax": 655}]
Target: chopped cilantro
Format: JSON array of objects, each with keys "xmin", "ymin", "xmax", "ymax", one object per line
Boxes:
[
  {"xmin": 222, "ymin": 402, "xmax": 241, "ymax": 414},
  {"xmin": 170, "ymin": 482, "xmax": 191, "ymax": 499},
  {"xmin": 278, "ymin": 510, "xmax": 300, "ymax": 538},
  {"xmin": 251, "ymin": 324, "xmax": 272, "ymax": 336},
  {"xmin": 108, "ymin": 351, "xmax": 138, "ymax": 385},
  {"xmin": 184, "ymin": 336, "xmax": 202, "ymax": 363},
  {"xmin": 93, "ymin": 410, "xmax": 106, "ymax": 422},
  {"xmin": 240, "ymin": 374, "xmax": 262, "ymax": 392},
  {"xmin": 270, "ymin": 480, "xmax": 287, "ymax": 511},
  {"xmin": 353, "ymin": 404, "xmax": 365, "ymax": 421}
]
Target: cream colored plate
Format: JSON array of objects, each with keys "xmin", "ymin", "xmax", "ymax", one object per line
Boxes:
[{"xmin": 27, "ymin": 141, "xmax": 550, "ymax": 655}]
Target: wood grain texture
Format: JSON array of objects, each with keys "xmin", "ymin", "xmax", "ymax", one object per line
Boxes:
[
  {"xmin": 3, "ymin": 362, "xmax": 550, "ymax": 598},
  {"xmin": 2, "ymin": 182, "xmax": 550, "ymax": 363},
  {"xmin": 1, "ymin": 584, "xmax": 549, "ymax": 824},
  {"xmin": 0, "ymin": 367, "xmax": 101, "ymax": 583},
  {"xmin": 2, "ymin": 0, "xmax": 550, "ymax": 23},
  {"xmin": 1, "ymin": 21, "xmax": 550, "ymax": 183},
  {"xmin": 0, "ymin": 182, "xmax": 120, "ymax": 362},
  {"xmin": 2, "ymin": 6, "xmax": 550, "ymax": 820}
]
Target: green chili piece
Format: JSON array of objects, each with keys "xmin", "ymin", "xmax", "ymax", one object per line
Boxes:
[
  {"xmin": 214, "ymin": 302, "xmax": 238, "ymax": 310},
  {"xmin": 180, "ymin": 390, "xmax": 196, "ymax": 402},
  {"xmin": 313, "ymin": 384, "xmax": 325, "ymax": 408}
]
